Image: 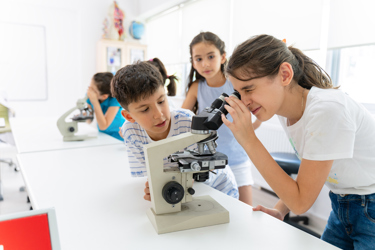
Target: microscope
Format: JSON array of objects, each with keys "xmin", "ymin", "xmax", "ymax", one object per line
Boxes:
[
  {"xmin": 145, "ymin": 91, "xmax": 240, "ymax": 234},
  {"xmin": 57, "ymin": 96, "xmax": 96, "ymax": 141}
]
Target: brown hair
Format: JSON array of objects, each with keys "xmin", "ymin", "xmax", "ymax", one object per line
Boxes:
[
  {"xmin": 226, "ymin": 34, "xmax": 333, "ymax": 90},
  {"xmin": 146, "ymin": 57, "xmax": 177, "ymax": 96},
  {"xmin": 92, "ymin": 72, "xmax": 114, "ymax": 96},
  {"xmin": 111, "ymin": 62, "xmax": 164, "ymax": 110},
  {"xmin": 187, "ymin": 31, "xmax": 227, "ymax": 113}
]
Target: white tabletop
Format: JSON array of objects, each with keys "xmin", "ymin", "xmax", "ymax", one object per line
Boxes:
[
  {"xmin": 17, "ymin": 144, "xmax": 338, "ymax": 250},
  {"xmin": 10, "ymin": 116, "xmax": 122, "ymax": 153}
]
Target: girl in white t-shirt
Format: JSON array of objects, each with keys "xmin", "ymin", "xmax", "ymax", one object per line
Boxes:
[{"xmin": 222, "ymin": 34, "xmax": 375, "ymax": 249}]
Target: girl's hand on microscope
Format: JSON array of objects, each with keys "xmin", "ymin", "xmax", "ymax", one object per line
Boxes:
[
  {"xmin": 222, "ymin": 96, "xmax": 257, "ymax": 148},
  {"xmin": 87, "ymin": 86, "xmax": 99, "ymax": 102},
  {"xmin": 144, "ymin": 181, "xmax": 151, "ymax": 201}
]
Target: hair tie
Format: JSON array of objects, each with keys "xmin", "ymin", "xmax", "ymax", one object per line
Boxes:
[
  {"xmin": 167, "ymin": 75, "xmax": 170, "ymax": 78},
  {"xmin": 282, "ymin": 39, "xmax": 286, "ymax": 43},
  {"xmin": 149, "ymin": 58, "xmax": 153, "ymax": 61}
]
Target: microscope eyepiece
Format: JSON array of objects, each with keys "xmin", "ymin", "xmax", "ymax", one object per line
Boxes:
[{"xmin": 191, "ymin": 91, "xmax": 241, "ymax": 131}]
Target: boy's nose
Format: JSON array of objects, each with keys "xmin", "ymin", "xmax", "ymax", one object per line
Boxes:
[{"xmin": 153, "ymin": 107, "xmax": 163, "ymax": 119}]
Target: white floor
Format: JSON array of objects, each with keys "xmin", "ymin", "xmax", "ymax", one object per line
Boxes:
[{"xmin": 0, "ymin": 144, "xmax": 325, "ymax": 237}]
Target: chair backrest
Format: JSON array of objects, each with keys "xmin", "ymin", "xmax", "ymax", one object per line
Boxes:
[
  {"xmin": 0, "ymin": 208, "xmax": 61, "ymax": 250},
  {"xmin": 0, "ymin": 104, "xmax": 11, "ymax": 133}
]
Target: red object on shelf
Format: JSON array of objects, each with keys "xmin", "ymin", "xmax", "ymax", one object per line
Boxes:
[{"xmin": 0, "ymin": 214, "xmax": 52, "ymax": 250}]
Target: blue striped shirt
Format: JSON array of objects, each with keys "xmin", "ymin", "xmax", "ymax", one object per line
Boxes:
[{"xmin": 121, "ymin": 108, "xmax": 239, "ymax": 199}]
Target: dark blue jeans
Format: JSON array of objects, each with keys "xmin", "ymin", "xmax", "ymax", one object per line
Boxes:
[{"xmin": 321, "ymin": 191, "xmax": 375, "ymax": 250}]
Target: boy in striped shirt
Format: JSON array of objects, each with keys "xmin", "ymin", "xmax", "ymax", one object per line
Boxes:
[{"xmin": 111, "ymin": 61, "xmax": 238, "ymax": 200}]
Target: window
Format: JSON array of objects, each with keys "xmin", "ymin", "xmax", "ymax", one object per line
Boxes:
[{"xmin": 327, "ymin": 44, "xmax": 375, "ymax": 105}]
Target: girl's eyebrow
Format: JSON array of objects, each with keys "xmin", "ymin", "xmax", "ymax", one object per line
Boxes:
[
  {"xmin": 194, "ymin": 51, "xmax": 215, "ymax": 58},
  {"xmin": 241, "ymin": 84, "xmax": 254, "ymax": 90}
]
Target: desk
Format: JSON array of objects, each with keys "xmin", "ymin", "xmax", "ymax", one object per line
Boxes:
[
  {"xmin": 10, "ymin": 116, "xmax": 122, "ymax": 153},
  {"xmin": 17, "ymin": 144, "xmax": 338, "ymax": 250}
]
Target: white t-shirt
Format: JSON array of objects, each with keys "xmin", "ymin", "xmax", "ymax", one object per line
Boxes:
[
  {"xmin": 121, "ymin": 108, "xmax": 239, "ymax": 198},
  {"xmin": 278, "ymin": 87, "xmax": 375, "ymax": 195}
]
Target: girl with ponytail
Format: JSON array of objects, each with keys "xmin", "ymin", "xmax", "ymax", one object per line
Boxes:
[{"xmin": 223, "ymin": 34, "xmax": 375, "ymax": 249}]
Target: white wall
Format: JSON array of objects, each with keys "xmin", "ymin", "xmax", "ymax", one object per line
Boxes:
[{"xmin": 0, "ymin": 0, "xmax": 139, "ymax": 117}]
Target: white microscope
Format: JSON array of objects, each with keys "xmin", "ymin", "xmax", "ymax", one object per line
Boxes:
[
  {"xmin": 144, "ymin": 91, "xmax": 240, "ymax": 234},
  {"xmin": 57, "ymin": 96, "xmax": 96, "ymax": 141}
]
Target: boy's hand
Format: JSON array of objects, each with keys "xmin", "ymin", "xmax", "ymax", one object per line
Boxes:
[
  {"xmin": 252, "ymin": 205, "xmax": 284, "ymax": 221},
  {"xmin": 144, "ymin": 181, "xmax": 151, "ymax": 201},
  {"xmin": 118, "ymin": 127, "xmax": 124, "ymax": 138}
]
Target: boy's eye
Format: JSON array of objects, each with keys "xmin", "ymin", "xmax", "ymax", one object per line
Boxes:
[
  {"xmin": 158, "ymin": 99, "xmax": 165, "ymax": 104},
  {"xmin": 196, "ymin": 58, "xmax": 201, "ymax": 62},
  {"xmin": 208, "ymin": 55, "xmax": 214, "ymax": 59},
  {"xmin": 141, "ymin": 107, "xmax": 149, "ymax": 112}
]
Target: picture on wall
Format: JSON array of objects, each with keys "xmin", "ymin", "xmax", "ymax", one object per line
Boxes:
[
  {"xmin": 130, "ymin": 48, "xmax": 145, "ymax": 64},
  {"xmin": 107, "ymin": 47, "xmax": 122, "ymax": 75}
]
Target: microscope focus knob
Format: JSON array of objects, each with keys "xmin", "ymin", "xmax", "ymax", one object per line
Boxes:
[
  {"xmin": 187, "ymin": 187, "xmax": 195, "ymax": 195},
  {"xmin": 69, "ymin": 127, "xmax": 75, "ymax": 132},
  {"xmin": 162, "ymin": 181, "xmax": 185, "ymax": 204},
  {"xmin": 191, "ymin": 162, "xmax": 201, "ymax": 171}
]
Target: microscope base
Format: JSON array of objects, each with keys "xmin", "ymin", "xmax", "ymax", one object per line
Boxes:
[
  {"xmin": 63, "ymin": 135, "xmax": 96, "ymax": 142},
  {"xmin": 147, "ymin": 195, "xmax": 229, "ymax": 234}
]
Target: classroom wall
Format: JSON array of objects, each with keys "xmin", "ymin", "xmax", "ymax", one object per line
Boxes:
[{"xmin": 0, "ymin": 0, "xmax": 138, "ymax": 118}]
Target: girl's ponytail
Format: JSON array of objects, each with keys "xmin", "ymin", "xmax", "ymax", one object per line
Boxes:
[
  {"xmin": 166, "ymin": 75, "xmax": 177, "ymax": 96},
  {"xmin": 288, "ymin": 46, "xmax": 333, "ymax": 89},
  {"xmin": 146, "ymin": 57, "xmax": 179, "ymax": 96}
]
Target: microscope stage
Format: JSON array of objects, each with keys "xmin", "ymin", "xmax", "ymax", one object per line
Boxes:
[{"xmin": 146, "ymin": 195, "xmax": 229, "ymax": 234}]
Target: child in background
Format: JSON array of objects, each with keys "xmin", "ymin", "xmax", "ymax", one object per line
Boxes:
[
  {"xmin": 223, "ymin": 34, "xmax": 375, "ymax": 249},
  {"xmin": 146, "ymin": 58, "xmax": 177, "ymax": 96},
  {"xmin": 111, "ymin": 61, "xmax": 239, "ymax": 200},
  {"xmin": 87, "ymin": 72, "xmax": 125, "ymax": 141},
  {"xmin": 182, "ymin": 31, "xmax": 261, "ymax": 206}
]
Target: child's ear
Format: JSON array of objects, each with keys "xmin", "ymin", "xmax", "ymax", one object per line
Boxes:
[
  {"xmin": 101, "ymin": 94, "xmax": 110, "ymax": 100},
  {"xmin": 121, "ymin": 109, "xmax": 136, "ymax": 123},
  {"xmin": 221, "ymin": 52, "xmax": 226, "ymax": 64},
  {"xmin": 279, "ymin": 62, "xmax": 294, "ymax": 86}
]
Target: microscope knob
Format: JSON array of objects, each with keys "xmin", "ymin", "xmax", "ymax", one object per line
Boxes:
[
  {"xmin": 69, "ymin": 127, "xmax": 75, "ymax": 132},
  {"xmin": 191, "ymin": 162, "xmax": 201, "ymax": 171},
  {"xmin": 187, "ymin": 187, "xmax": 195, "ymax": 195},
  {"xmin": 162, "ymin": 181, "xmax": 185, "ymax": 204}
]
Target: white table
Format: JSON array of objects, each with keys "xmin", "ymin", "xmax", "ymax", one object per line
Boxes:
[
  {"xmin": 10, "ymin": 116, "xmax": 122, "ymax": 153},
  {"xmin": 17, "ymin": 144, "xmax": 339, "ymax": 250}
]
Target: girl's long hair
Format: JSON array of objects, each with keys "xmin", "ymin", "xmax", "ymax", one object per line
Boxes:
[{"xmin": 227, "ymin": 34, "xmax": 333, "ymax": 90}]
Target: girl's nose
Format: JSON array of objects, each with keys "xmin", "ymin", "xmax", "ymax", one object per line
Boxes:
[
  {"xmin": 243, "ymin": 96, "xmax": 252, "ymax": 107},
  {"xmin": 202, "ymin": 59, "xmax": 209, "ymax": 68}
]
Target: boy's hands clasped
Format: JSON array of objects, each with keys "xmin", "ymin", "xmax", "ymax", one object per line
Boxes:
[{"xmin": 221, "ymin": 96, "xmax": 257, "ymax": 148}]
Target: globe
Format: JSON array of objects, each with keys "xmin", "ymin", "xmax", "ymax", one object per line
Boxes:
[{"xmin": 129, "ymin": 21, "xmax": 145, "ymax": 40}]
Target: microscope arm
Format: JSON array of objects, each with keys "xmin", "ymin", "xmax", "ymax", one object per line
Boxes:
[{"xmin": 57, "ymin": 106, "xmax": 78, "ymax": 136}]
